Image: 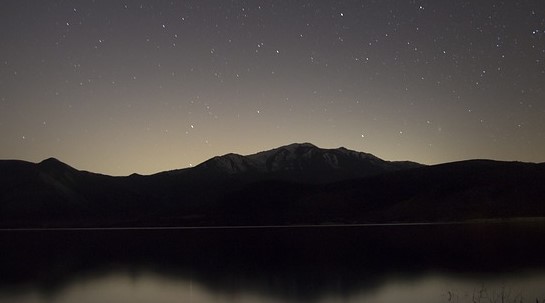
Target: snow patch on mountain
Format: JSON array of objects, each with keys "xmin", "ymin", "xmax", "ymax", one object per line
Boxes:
[{"xmin": 195, "ymin": 142, "xmax": 421, "ymax": 177}]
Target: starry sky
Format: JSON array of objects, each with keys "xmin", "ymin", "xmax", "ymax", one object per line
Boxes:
[{"xmin": 1, "ymin": 0, "xmax": 544, "ymax": 176}]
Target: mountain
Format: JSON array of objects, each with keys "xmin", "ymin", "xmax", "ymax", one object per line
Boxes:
[
  {"xmin": 192, "ymin": 143, "xmax": 421, "ymax": 183},
  {"xmin": 0, "ymin": 157, "xmax": 154, "ymax": 226},
  {"xmin": 0, "ymin": 143, "xmax": 544, "ymax": 228},
  {"xmin": 220, "ymin": 160, "xmax": 545, "ymax": 225}
]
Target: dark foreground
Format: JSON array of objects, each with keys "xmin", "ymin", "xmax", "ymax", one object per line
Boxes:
[{"xmin": 1, "ymin": 222, "xmax": 545, "ymax": 303}]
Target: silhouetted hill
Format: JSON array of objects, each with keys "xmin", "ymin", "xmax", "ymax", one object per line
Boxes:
[
  {"xmin": 220, "ymin": 160, "xmax": 545, "ymax": 225},
  {"xmin": 0, "ymin": 158, "xmax": 153, "ymax": 226},
  {"xmin": 0, "ymin": 144, "xmax": 544, "ymax": 228}
]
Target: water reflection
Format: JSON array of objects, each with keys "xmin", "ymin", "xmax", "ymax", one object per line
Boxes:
[
  {"xmin": 3, "ymin": 270, "xmax": 545, "ymax": 303},
  {"xmin": 1, "ymin": 223, "xmax": 545, "ymax": 302}
]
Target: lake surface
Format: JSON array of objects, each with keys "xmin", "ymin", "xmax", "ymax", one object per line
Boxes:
[{"xmin": 1, "ymin": 223, "xmax": 545, "ymax": 303}]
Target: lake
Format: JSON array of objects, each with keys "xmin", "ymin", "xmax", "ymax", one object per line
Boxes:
[{"xmin": 1, "ymin": 222, "xmax": 545, "ymax": 303}]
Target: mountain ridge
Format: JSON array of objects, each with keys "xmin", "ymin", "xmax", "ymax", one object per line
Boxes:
[
  {"xmin": 192, "ymin": 143, "xmax": 422, "ymax": 182},
  {"xmin": 1, "ymin": 143, "xmax": 544, "ymax": 228}
]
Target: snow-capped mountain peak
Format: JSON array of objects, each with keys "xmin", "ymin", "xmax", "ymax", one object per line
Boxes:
[{"xmin": 195, "ymin": 143, "xmax": 421, "ymax": 181}]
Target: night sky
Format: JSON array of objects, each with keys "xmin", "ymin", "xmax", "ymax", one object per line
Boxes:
[{"xmin": 1, "ymin": 1, "xmax": 544, "ymax": 175}]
